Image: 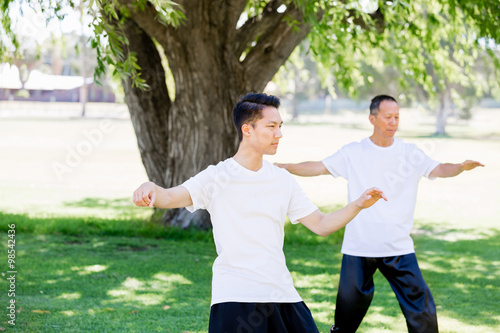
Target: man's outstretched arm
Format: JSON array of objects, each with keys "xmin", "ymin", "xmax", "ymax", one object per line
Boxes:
[
  {"xmin": 429, "ymin": 160, "xmax": 484, "ymax": 178},
  {"xmin": 275, "ymin": 161, "xmax": 330, "ymax": 177},
  {"xmin": 133, "ymin": 182, "xmax": 193, "ymax": 209},
  {"xmin": 298, "ymin": 187, "xmax": 387, "ymax": 237}
]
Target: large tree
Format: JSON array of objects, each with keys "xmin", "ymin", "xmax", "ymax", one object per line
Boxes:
[{"xmin": 2, "ymin": 0, "xmax": 499, "ymax": 228}]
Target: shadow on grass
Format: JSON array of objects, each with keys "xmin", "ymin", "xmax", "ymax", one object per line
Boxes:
[
  {"xmin": 64, "ymin": 197, "xmax": 134, "ymax": 209},
  {"xmin": 62, "ymin": 197, "xmax": 142, "ymax": 217},
  {"xmin": 284, "ymin": 225, "xmax": 500, "ymax": 332},
  {"xmin": 0, "ymin": 233, "xmax": 215, "ymax": 332},
  {"xmin": 412, "ymin": 225, "xmax": 500, "ymax": 328},
  {"xmin": 0, "ymin": 213, "xmax": 498, "ymax": 332},
  {"xmin": 0, "ymin": 211, "xmax": 215, "ymax": 244}
]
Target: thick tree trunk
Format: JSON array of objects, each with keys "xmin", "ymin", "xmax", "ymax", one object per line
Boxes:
[
  {"xmin": 117, "ymin": 0, "xmax": 314, "ymax": 229},
  {"xmin": 121, "ymin": 16, "xmax": 242, "ymax": 229}
]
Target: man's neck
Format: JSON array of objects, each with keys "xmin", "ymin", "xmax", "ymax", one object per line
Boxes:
[
  {"xmin": 233, "ymin": 145, "xmax": 264, "ymax": 171},
  {"xmin": 369, "ymin": 134, "xmax": 395, "ymax": 147}
]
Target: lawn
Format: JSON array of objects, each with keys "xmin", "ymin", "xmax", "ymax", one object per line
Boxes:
[
  {"xmin": 0, "ymin": 214, "xmax": 498, "ymax": 332},
  {"xmin": 0, "ymin": 106, "xmax": 499, "ymax": 332}
]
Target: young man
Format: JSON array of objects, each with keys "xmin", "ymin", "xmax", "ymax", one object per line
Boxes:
[
  {"xmin": 133, "ymin": 93, "xmax": 387, "ymax": 332},
  {"xmin": 276, "ymin": 95, "xmax": 484, "ymax": 333}
]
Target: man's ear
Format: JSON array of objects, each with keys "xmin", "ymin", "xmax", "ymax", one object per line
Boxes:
[
  {"xmin": 369, "ymin": 114, "xmax": 375, "ymax": 125},
  {"xmin": 241, "ymin": 124, "xmax": 252, "ymax": 138}
]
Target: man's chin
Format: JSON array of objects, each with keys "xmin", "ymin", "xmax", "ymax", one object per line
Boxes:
[{"xmin": 264, "ymin": 148, "xmax": 278, "ymax": 155}]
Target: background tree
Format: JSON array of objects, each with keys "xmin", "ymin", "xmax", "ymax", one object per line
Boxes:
[
  {"xmin": 308, "ymin": 1, "xmax": 500, "ymax": 135},
  {"xmin": 329, "ymin": 44, "xmax": 500, "ymax": 135},
  {"xmin": 2, "ymin": 0, "xmax": 499, "ymax": 228}
]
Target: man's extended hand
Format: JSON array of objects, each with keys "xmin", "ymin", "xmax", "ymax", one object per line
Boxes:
[
  {"xmin": 461, "ymin": 160, "xmax": 484, "ymax": 171},
  {"xmin": 133, "ymin": 182, "xmax": 156, "ymax": 208},
  {"xmin": 355, "ymin": 187, "xmax": 388, "ymax": 209}
]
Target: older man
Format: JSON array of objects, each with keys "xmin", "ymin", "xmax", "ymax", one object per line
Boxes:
[{"xmin": 276, "ymin": 95, "xmax": 483, "ymax": 333}]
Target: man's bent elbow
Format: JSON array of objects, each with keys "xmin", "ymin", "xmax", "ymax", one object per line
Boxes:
[
  {"xmin": 315, "ymin": 225, "xmax": 337, "ymax": 237},
  {"xmin": 317, "ymin": 231, "xmax": 331, "ymax": 237}
]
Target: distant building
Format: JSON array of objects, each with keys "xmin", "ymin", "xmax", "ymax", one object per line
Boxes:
[{"xmin": 0, "ymin": 64, "xmax": 115, "ymax": 102}]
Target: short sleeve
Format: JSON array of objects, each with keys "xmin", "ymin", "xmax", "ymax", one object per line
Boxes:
[
  {"xmin": 411, "ymin": 145, "xmax": 441, "ymax": 179},
  {"xmin": 321, "ymin": 147, "xmax": 348, "ymax": 179},
  {"xmin": 287, "ymin": 177, "xmax": 318, "ymax": 224},
  {"xmin": 181, "ymin": 166, "xmax": 217, "ymax": 212}
]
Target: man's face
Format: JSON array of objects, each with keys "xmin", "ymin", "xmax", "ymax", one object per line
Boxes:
[
  {"xmin": 369, "ymin": 100, "xmax": 399, "ymax": 138},
  {"xmin": 244, "ymin": 106, "xmax": 283, "ymax": 155}
]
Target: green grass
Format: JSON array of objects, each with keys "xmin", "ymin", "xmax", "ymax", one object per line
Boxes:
[
  {"xmin": 0, "ymin": 213, "xmax": 498, "ymax": 332},
  {"xmin": 0, "ymin": 232, "xmax": 214, "ymax": 332},
  {"xmin": 0, "ymin": 212, "xmax": 213, "ymax": 242}
]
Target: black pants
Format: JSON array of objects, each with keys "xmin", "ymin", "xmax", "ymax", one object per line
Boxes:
[
  {"xmin": 209, "ymin": 301, "xmax": 319, "ymax": 333},
  {"xmin": 333, "ymin": 254, "xmax": 438, "ymax": 333}
]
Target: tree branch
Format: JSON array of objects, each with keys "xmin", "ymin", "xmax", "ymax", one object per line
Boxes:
[
  {"xmin": 345, "ymin": 7, "xmax": 385, "ymax": 34},
  {"xmin": 116, "ymin": 0, "xmax": 174, "ymax": 46},
  {"xmin": 235, "ymin": 0, "xmax": 285, "ymax": 57},
  {"xmin": 242, "ymin": 3, "xmax": 315, "ymax": 91},
  {"xmin": 224, "ymin": 0, "xmax": 248, "ymax": 29},
  {"xmin": 196, "ymin": 0, "xmax": 249, "ymax": 44}
]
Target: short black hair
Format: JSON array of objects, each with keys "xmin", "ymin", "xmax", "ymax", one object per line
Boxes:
[
  {"xmin": 370, "ymin": 95, "xmax": 397, "ymax": 115},
  {"xmin": 232, "ymin": 93, "xmax": 280, "ymax": 142}
]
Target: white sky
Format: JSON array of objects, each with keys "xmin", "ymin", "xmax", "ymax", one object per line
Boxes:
[{"xmin": 12, "ymin": 0, "xmax": 94, "ymax": 45}]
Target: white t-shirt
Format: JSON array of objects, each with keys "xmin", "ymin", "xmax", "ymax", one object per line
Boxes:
[
  {"xmin": 182, "ymin": 158, "xmax": 318, "ymax": 306},
  {"xmin": 322, "ymin": 138, "xmax": 440, "ymax": 257}
]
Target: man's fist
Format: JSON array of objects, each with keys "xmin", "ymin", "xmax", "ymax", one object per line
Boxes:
[{"xmin": 133, "ymin": 182, "xmax": 156, "ymax": 208}]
